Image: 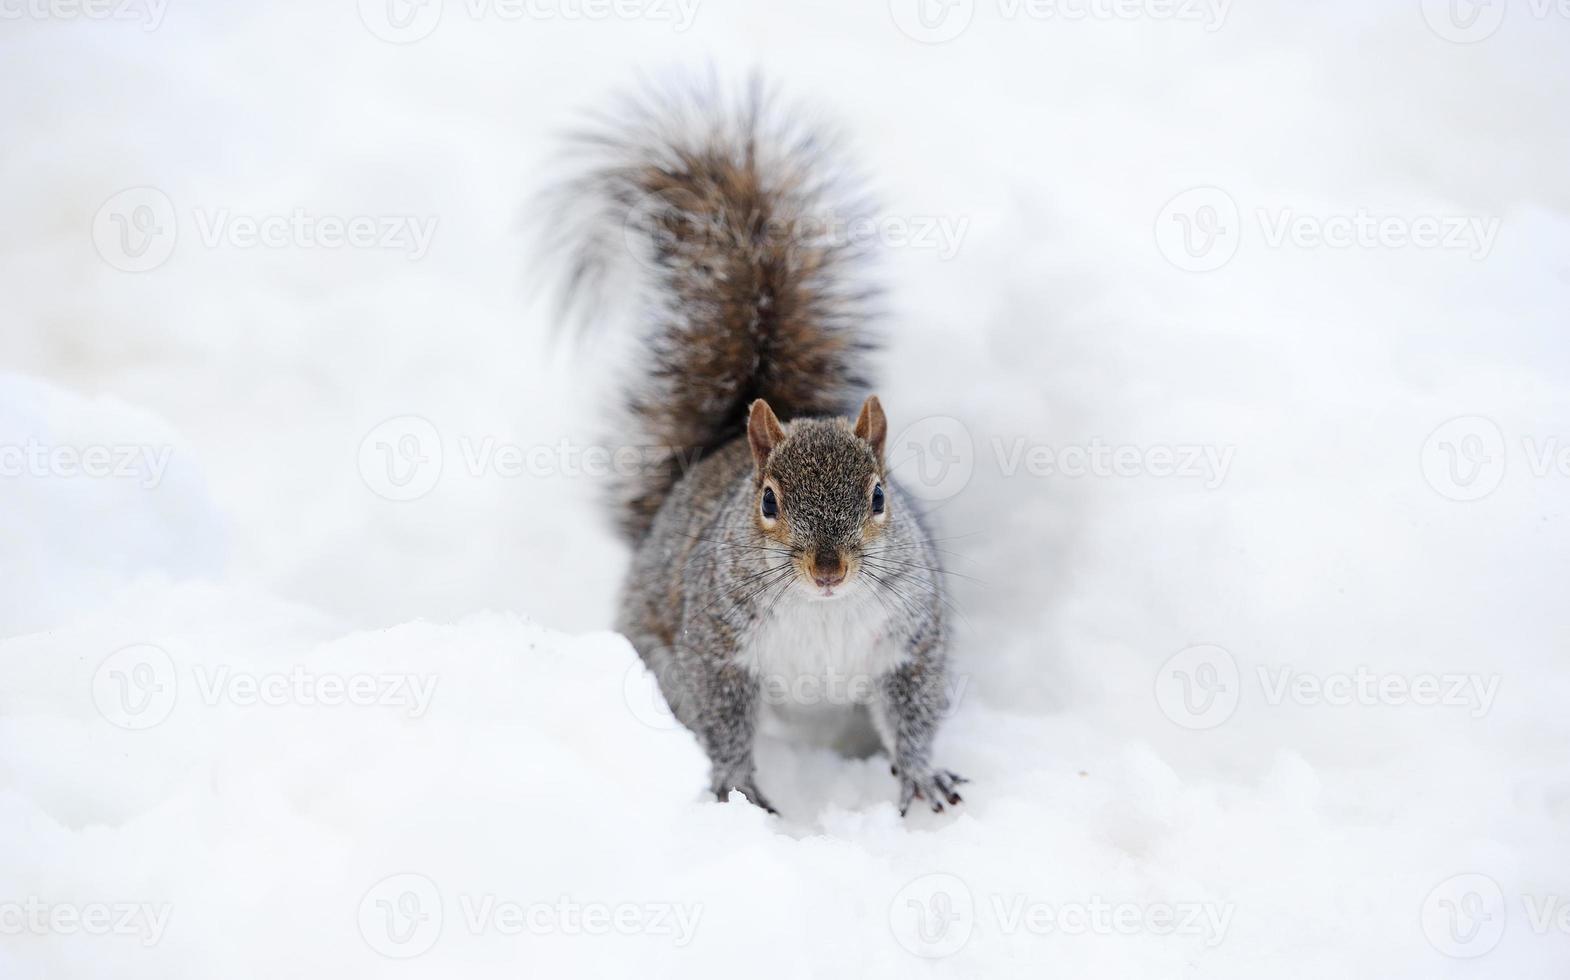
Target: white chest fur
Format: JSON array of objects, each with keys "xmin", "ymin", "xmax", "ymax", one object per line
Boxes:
[{"xmin": 738, "ymin": 587, "xmax": 905, "ymax": 707}]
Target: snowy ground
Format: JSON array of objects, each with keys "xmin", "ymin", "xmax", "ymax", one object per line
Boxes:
[{"xmin": 3, "ymin": 1, "xmax": 1569, "ymax": 976}]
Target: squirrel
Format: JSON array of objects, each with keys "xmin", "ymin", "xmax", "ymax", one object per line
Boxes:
[{"xmin": 552, "ymin": 79, "xmax": 965, "ymax": 816}]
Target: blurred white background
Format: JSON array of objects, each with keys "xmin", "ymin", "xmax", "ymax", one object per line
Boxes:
[{"xmin": 2, "ymin": 1, "xmax": 1568, "ymax": 977}]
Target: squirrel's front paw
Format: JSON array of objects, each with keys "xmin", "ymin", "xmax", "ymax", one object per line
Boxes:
[{"xmin": 894, "ymin": 767, "xmax": 968, "ymax": 816}]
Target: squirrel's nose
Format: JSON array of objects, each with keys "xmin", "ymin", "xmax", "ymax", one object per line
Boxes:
[{"xmin": 812, "ymin": 550, "xmax": 846, "ymax": 588}]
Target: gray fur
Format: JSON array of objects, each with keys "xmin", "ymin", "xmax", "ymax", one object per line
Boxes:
[
  {"xmin": 560, "ymin": 80, "xmax": 964, "ymax": 815},
  {"xmin": 616, "ymin": 430, "xmax": 963, "ymax": 815}
]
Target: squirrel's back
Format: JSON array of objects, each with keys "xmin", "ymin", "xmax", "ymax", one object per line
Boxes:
[{"xmin": 551, "ymin": 78, "xmax": 879, "ymax": 541}]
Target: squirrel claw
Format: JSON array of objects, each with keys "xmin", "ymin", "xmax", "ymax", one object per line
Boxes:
[{"xmin": 896, "ymin": 768, "xmax": 968, "ymax": 817}]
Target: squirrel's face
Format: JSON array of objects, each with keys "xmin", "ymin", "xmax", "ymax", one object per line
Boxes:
[{"xmin": 747, "ymin": 395, "xmax": 889, "ymax": 599}]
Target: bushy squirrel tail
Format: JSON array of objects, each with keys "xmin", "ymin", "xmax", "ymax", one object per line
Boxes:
[{"xmin": 549, "ymin": 76, "xmax": 880, "ymax": 542}]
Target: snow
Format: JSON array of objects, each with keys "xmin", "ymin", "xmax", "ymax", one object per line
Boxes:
[{"xmin": 3, "ymin": 1, "xmax": 1569, "ymax": 977}]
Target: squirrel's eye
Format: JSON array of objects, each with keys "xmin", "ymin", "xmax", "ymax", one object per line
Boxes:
[
  {"xmin": 761, "ymin": 486, "xmax": 778, "ymax": 520},
  {"xmin": 871, "ymin": 483, "xmax": 885, "ymax": 515}
]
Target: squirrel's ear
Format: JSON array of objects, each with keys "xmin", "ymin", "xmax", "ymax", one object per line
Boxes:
[
  {"xmin": 747, "ymin": 399, "xmax": 784, "ymax": 471},
  {"xmin": 854, "ymin": 394, "xmax": 887, "ymax": 462}
]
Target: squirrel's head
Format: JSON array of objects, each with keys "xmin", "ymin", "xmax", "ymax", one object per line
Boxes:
[{"xmin": 746, "ymin": 395, "xmax": 889, "ymax": 600}]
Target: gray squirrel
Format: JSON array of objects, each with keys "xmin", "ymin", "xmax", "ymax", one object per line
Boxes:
[{"xmin": 554, "ymin": 80, "xmax": 964, "ymax": 816}]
